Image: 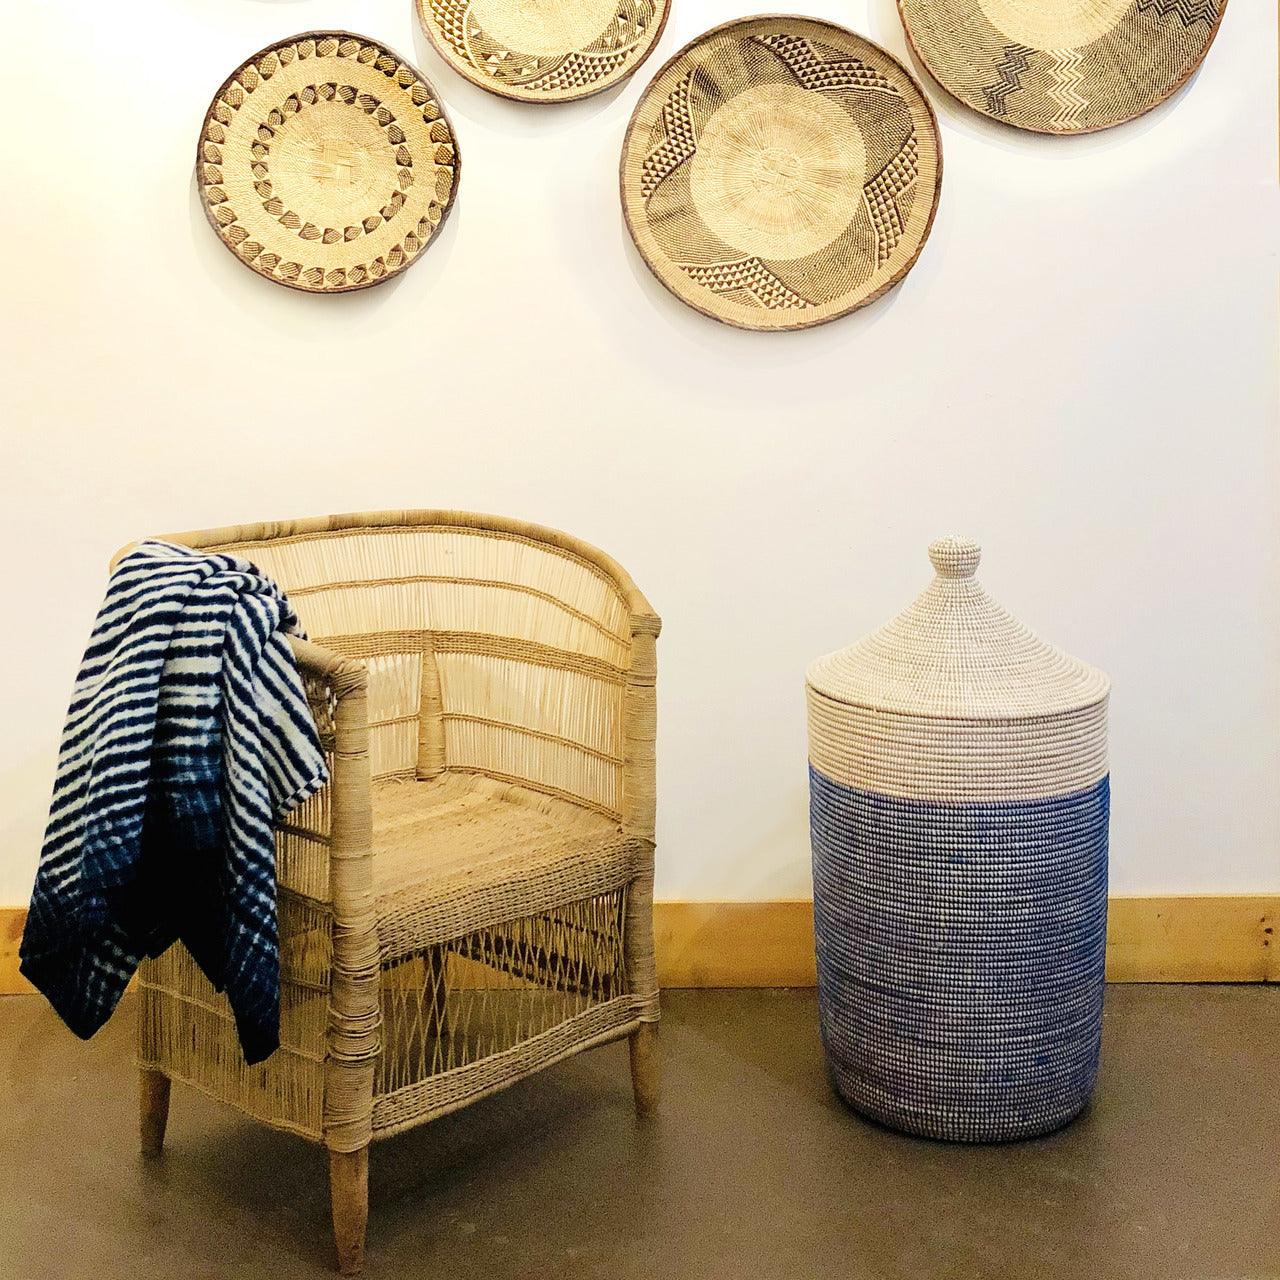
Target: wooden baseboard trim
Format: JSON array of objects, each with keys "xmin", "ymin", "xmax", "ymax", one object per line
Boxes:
[
  {"xmin": 654, "ymin": 900, "xmax": 819, "ymax": 987},
  {"xmin": 1103, "ymin": 896, "xmax": 1277, "ymax": 983},
  {"xmin": 651, "ymin": 897, "xmax": 1278, "ymax": 987},
  {"xmin": 1, "ymin": 908, "xmax": 28, "ymax": 996},
  {"xmin": 2, "ymin": 897, "xmax": 1276, "ymax": 995}
]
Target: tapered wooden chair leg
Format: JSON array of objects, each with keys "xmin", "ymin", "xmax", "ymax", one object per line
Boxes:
[
  {"xmin": 329, "ymin": 1146, "xmax": 369, "ymax": 1275},
  {"xmin": 629, "ymin": 1022, "xmax": 661, "ymax": 1117},
  {"xmin": 139, "ymin": 1069, "xmax": 171, "ymax": 1157}
]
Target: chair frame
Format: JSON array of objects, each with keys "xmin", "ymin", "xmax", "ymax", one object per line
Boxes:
[{"xmin": 127, "ymin": 511, "xmax": 662, "ymax": 1273}]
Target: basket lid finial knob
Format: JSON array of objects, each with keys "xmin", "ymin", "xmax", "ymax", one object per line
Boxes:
[{"xmin": 928, "ymin": 536, "xmax": 981, "ymax": 580}]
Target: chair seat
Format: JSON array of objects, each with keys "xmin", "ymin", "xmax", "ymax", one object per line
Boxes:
[{"xmin": 371, "ymin": 773, "xmax": 643, "ymax": 962}]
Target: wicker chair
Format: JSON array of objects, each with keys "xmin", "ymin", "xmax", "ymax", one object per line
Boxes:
[{"xmin": 128, "ymin": 511, "xmax": 661, "ymax": 1273}]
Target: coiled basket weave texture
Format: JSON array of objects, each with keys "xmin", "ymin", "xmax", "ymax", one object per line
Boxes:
[
  {"xmin": 197, "ymin": 32, "xmax": 460, "ymax": 293},
  {"xmin": 897, "ymin": 0, "xmax": 1225, "ymax": 134},
  {"xmin": 416, "ymin": 0, "xmax": 671, "ymax": 102},
  {"xmin": 620, "ymin": 16, "xmax": 941, "ymax": 331},
  {"xmin": 806, "ymin": 538, "xmax": 1110, "ymax": 1143}
]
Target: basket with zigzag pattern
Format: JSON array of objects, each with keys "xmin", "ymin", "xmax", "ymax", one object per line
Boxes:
[{"xmin": 897, "ymin": 0, "xmax": 1226, "ymax": 134}]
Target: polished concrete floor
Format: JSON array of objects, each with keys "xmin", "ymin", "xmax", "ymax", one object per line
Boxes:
[{"xmin": 1, "ymin": 986, "xmax": 1276, "ymax": 1279}]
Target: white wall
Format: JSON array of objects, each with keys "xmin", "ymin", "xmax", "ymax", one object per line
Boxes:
[{"xmin": 1, "ymin": 0, "xmax": 1276, "ymax": 904}]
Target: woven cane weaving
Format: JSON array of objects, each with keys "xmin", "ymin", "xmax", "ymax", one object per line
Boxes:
[
  {"xmin": 133, "ymin": 511, "xmax": 661, "ymax": 1165},
  {"xmin": 197, "ymin": 33, "xmax": 460, "ymax": 293},
  {"xmin": 620, "ymin": 17, "xmax": 941, "ymax": 331},
  {"xmin": 417, "ymin": 0, "xmax": 670, "ymax": 102},
  {"xmin": 806, "ymin": 537, "xmax": 1111, "ymax": 1142},
  {"xmin": 898, "ymin": 0, "xmax": 1225, "ymax": 134}
]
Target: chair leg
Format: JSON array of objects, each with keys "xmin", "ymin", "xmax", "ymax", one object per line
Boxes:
[
  {"xmin": 628, "ymin": 1022, "xmax": 661, "ymax": 1117},
  {"xmin": 329, "ymin": 1146, "xmax": 369, "ymax": 1275},
  {"xmin": 139, "ymin": 1069, "xmax": 171, "ymax": 1157}
]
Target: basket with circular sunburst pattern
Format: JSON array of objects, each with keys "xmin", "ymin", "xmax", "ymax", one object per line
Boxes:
[{"xmin": 197, "ymin": 31, "xmax": 460, "ymax": 293}]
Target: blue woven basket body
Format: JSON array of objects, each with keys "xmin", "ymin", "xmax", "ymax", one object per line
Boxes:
[
  {"xmin": 810, "ymin": 768, "xmax": 1109, "ymax": 1141},
  {"xmin": 806, "ymin": 539, "xmax": 1111, "ymax": 1143}
]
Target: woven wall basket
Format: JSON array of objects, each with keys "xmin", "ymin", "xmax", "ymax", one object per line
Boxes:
[
  {"xmin": 620, "ymin": 17, "xmax": 941, "ymax": 331},
  {"xmin": 898, "ymin": 0, "xmax": 1226, "ymax": 134},
  {"xmin": 806, "ymin": 538, "xmax": 1111, "ymax": 1142},
  {"xmin": 197, "ymin": 32, "xmax": 460, "ymax": 293},
  {"xmin": 416, "ymin": 0, "xmax": 671, "ymax": 102}
]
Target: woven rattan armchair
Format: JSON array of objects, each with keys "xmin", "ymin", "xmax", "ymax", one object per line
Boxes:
[{"xmin": 129, "ymin": 511, "xmax": 661, "ymax": 1273}]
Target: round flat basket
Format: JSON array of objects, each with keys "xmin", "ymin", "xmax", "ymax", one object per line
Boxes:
[
  {"xmin": 197, "ymin": 32, "xmax": 460, "ymax": 293},
  {"xmin": 620, "ymin": 16, "xmax": 941, "ymax": 332},
  {"xmin": 416, "ymin": 0, "xmax": 671, "ymax": 103},
  {"xmin": 897, "ymin": 0, "xmax": 1226, "ymax": 134}
]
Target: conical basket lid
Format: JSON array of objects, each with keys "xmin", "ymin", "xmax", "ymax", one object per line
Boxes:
[{"xmin": 806, "ymin": 537, "xmax": 1109, "ymax": 720}]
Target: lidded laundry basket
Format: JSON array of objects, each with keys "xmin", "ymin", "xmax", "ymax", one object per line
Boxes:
[{"xmin": 806, "ymin": 537, "xmax": 1110, "ymax": 1142}]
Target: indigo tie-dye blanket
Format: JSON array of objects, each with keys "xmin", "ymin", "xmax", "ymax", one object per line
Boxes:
[{"xmin": 21, "ymin": 540, "xmax": 328, "ymax": 1063}]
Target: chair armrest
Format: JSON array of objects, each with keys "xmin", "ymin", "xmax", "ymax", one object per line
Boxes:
[
  {"xmin": 273, "ymin": 638, "xmax": 365, "ymax": 902},
  {"xmin": 287, "ymin": 637, "xmax": 381, "ymax": 1152},
  {"xmin": 621, "ymin": 608, "xmax": 661, "ymax": 1021},
  {"xmin": 282, "ymin": 635, "xmax": 372, "ymax": 932},
  {"xmin": 287, "ymin": 635, "xmax": 366, "ymax": 700},
  {"xmin": 626, "ymin": 593, "xmax": 662, "ymax": 644},
  {"xmin": 622, "ymin": 610, "xmax": 660, "ymax": 845}
]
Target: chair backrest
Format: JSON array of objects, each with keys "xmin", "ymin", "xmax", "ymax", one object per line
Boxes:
[{"xmin": 166, "ymin": 511, "xmax": 649, "ymax": 821}]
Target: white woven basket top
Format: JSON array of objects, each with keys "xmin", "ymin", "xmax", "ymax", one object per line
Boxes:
[{"xmin": 806, "ymin": 537, "xmax": 1110, "ymax": 721}]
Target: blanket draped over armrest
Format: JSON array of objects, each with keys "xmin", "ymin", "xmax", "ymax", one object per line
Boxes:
[{"xmin": 20, "ymin": 540, "xmax": 329, "ymax": 1063}]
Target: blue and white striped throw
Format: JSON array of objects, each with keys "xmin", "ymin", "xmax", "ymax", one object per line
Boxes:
[{"xmin": 20, "ymin": 540, "xmax": 328, "ymax": 1063}]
